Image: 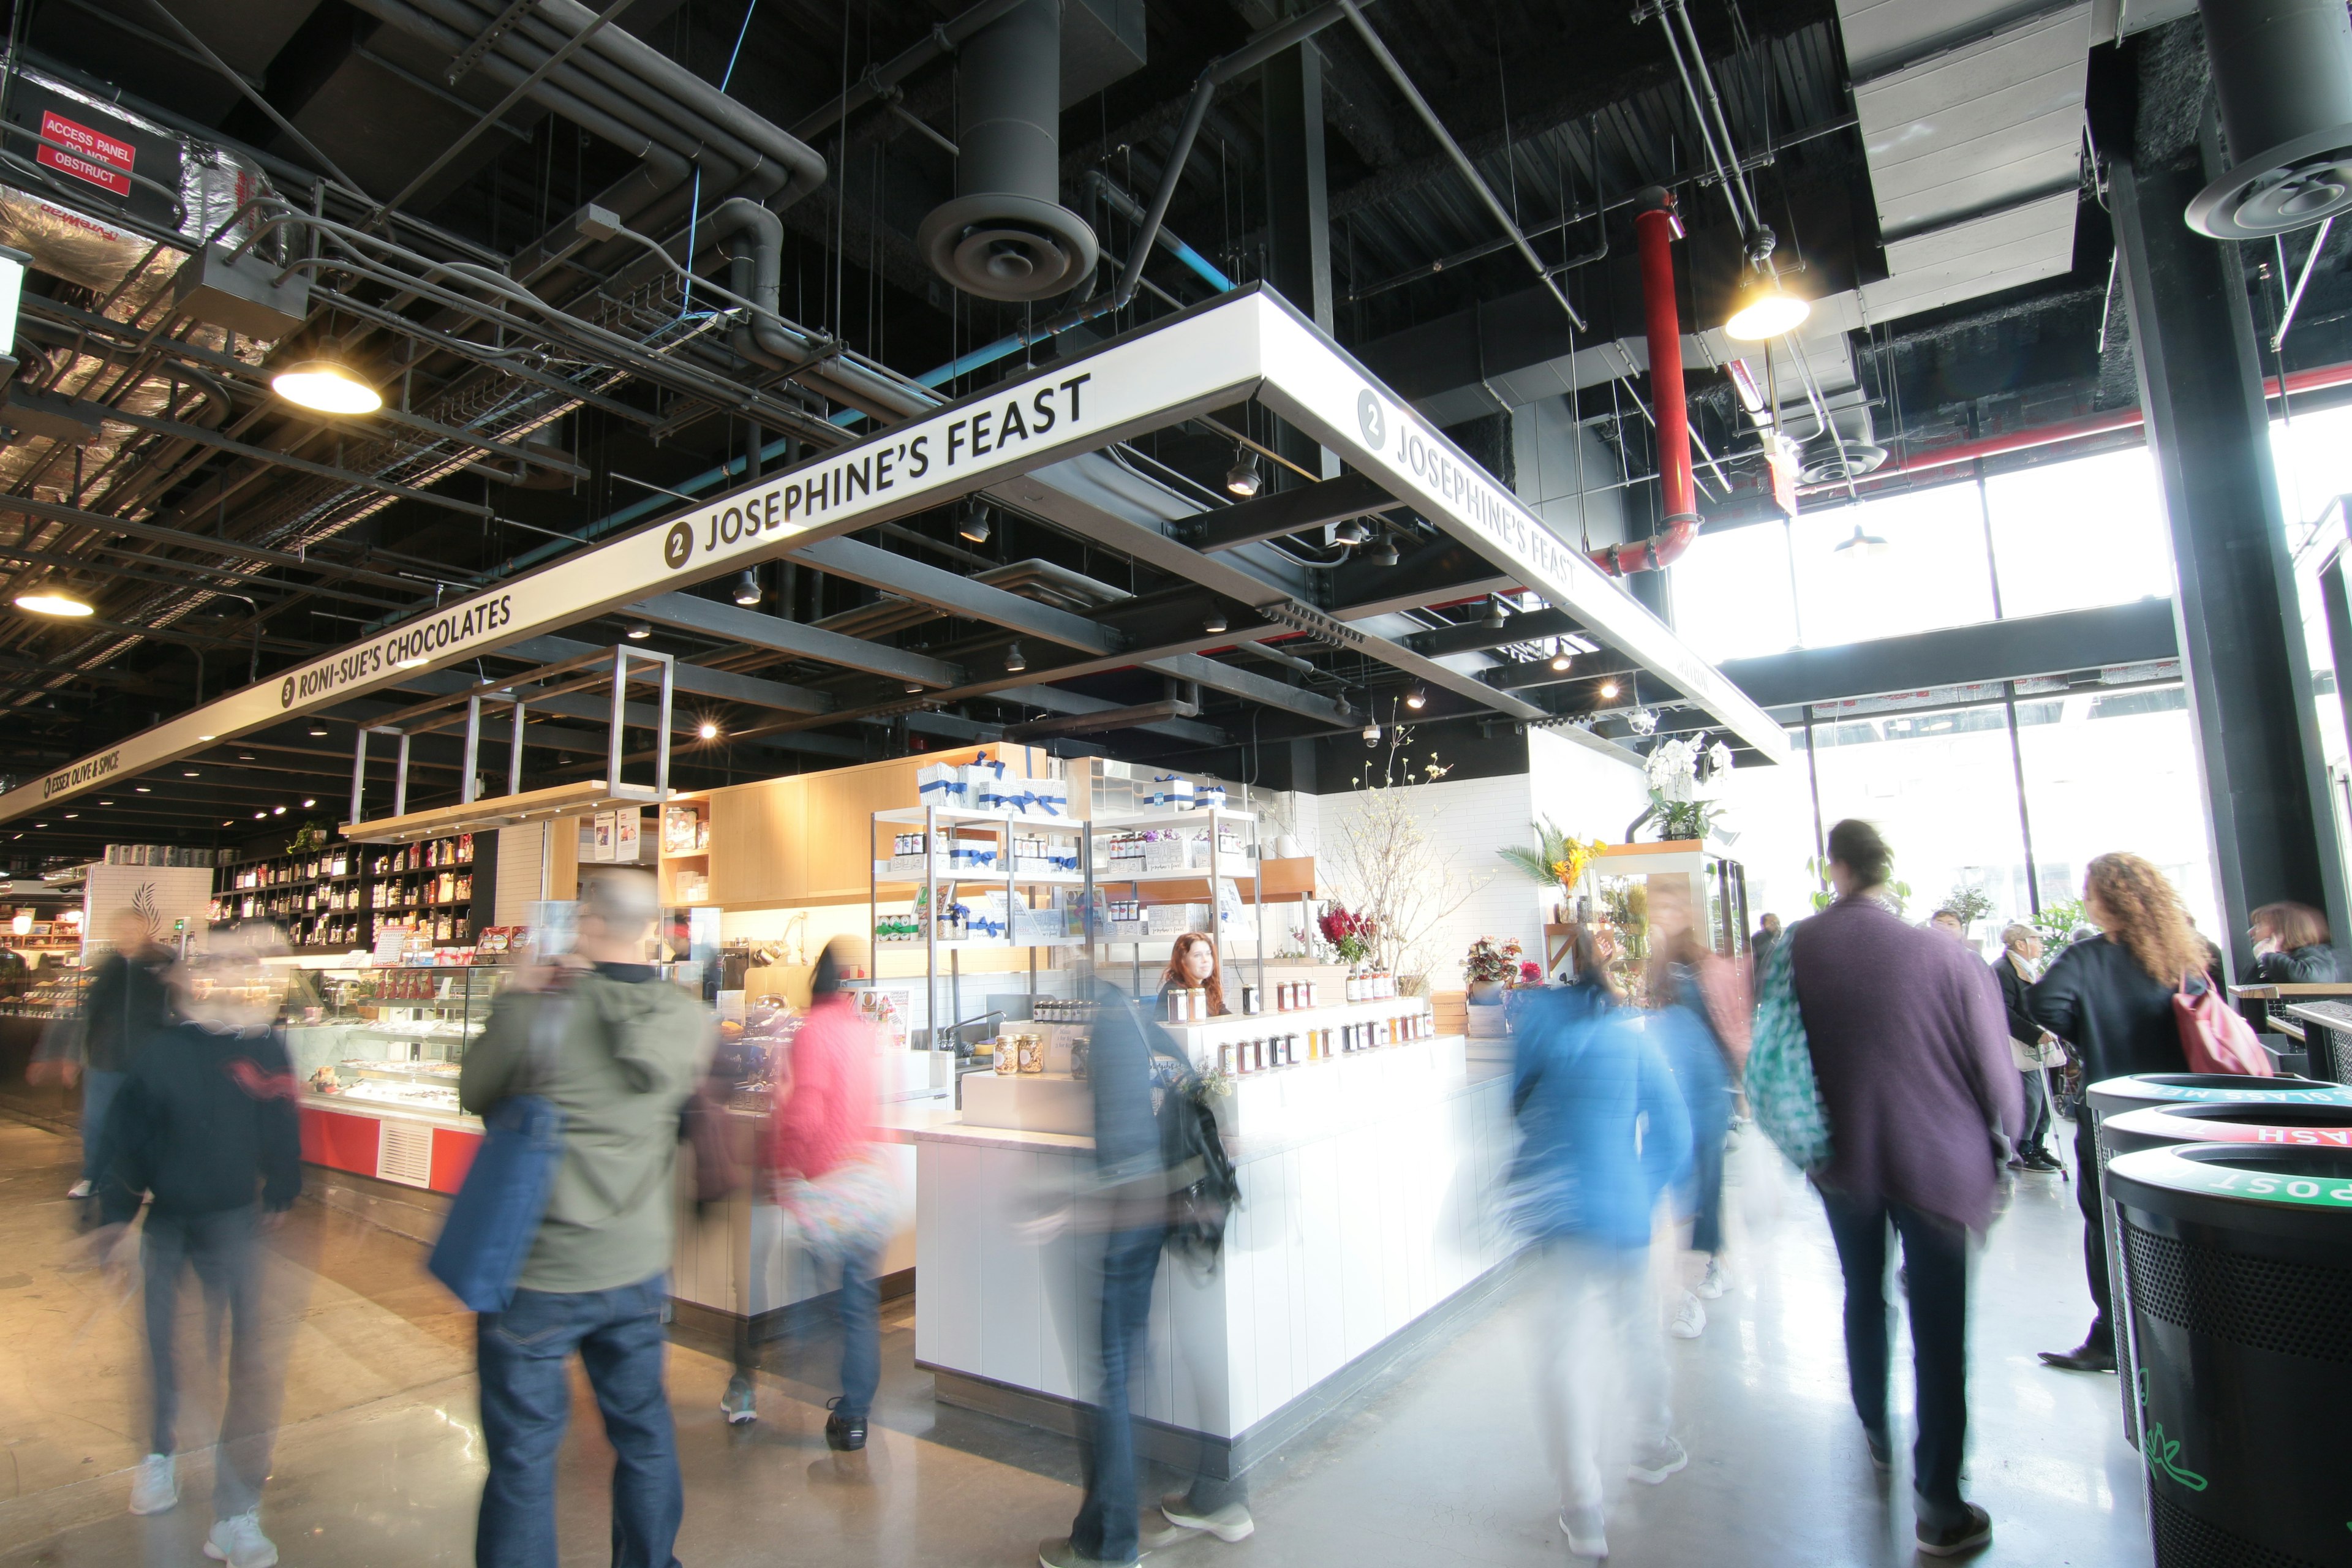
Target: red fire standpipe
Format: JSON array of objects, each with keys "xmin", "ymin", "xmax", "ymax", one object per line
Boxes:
[{"xmin": 1593, "ymin": 186, "xmax": 1700, "ymax": 576}]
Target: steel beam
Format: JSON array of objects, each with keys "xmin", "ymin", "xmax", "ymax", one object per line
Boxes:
[
  {"xmin": 993, "ymin": 683, "xmax": 1227, "ymax": 744},
  {"xmin": 625, "ymin": 592, "xmax": 965, "ymax": 687},
  {"xmin": 2113, "ymin": 148, "xmax": 2350, "ymax": 981},
  {"xmin": 1716, "ymin": 601, "xmax": 2181, "ymax": 710},
  {"xmin": 499, "ymin": 635, "xmax": 834, "ymax": 714},
  {"xmin": 1183, "ymin": 470, "xmax": 1395, "ymax": 552},
  {"xmin": 792, "ymin": 537, "xmax": 1121, "ymax": 654}
]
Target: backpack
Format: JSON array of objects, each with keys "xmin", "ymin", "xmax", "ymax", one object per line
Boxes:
[{"xmin": 1148, "ymin": 1034, "xmax": 1241, "ymax": 1267}]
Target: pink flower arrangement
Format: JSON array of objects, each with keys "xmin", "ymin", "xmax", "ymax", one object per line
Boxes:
[
  {"xmin": 1319, "ymin": 905, "xmax": 1376, "ymax": 963},
  {"xmin": 1518, "ymin": 960, "xmax": 1542, "ymax": 985}
]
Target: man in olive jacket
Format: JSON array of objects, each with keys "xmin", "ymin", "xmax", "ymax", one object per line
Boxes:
[{"xmin": 459, "ymin": 869, "xmax": 709, "ymax": 1568}]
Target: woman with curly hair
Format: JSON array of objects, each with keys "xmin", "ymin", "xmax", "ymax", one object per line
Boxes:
[{"xmin": 2026, "ymin": 852, "xmax": 2201, "ymax": 1376}]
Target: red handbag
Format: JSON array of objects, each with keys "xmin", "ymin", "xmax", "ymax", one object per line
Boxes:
[{"xmin": 2173, "ymin": 981, "xmax": 2274, "ymax": 1076}]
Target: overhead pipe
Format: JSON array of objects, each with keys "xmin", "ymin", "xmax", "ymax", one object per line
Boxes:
[
  {"xmin": 787, "ymin": 0, "xmax": 1031, "ymax": 143},
  {"xmin": 1795, "ymin": 360, "xmax": 2352, "ymax": 497},
  {"xmin": 1591, "ymin": 189, "xmax": 1698, "ymax": 576}
]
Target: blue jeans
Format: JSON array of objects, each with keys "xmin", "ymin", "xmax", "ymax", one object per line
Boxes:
[
  {"xmin": 475, "ymin": 1273, "xmax": 680, "ymax": 1568},
  {"xmin": 835, "ymin": 1245, "xmax": 880, "ymax": 1422},
  {"xmin": 1070, "ymin": 1226, "xmax": 1166, "ymax": 1564},
  {"xmin": 143, "ymin": 1204, "xmax": 281, "ymax": 1517},
  {"xmin": 1819, "ymin": 1191, "xmax": 1972, "ymax": 1524},
  {"xmin": 80, "ymin": 1067, "xmax": 125, "ymax": 1183}
]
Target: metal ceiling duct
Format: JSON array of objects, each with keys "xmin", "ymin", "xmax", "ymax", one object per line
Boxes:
[
  {"xmin": 1796, "ymin": 405, "xmax": 1888, "ymax": 485},
  {"xmin": 916, "ymin": 0, "xmax": 1098, "ymax": 301},
  {"xmin": 2186, "ymin": 0, "xmax": 2352, "ymax": 238}
]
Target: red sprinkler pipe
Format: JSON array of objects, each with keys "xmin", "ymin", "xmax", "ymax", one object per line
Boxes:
[{"xmin": 1593, "ymin": 186, "xmax": 1699, "ymax": 577}]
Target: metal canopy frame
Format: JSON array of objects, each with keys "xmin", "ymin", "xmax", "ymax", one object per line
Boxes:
[
  {"xmin": 347, "ymin": 643, "xmax": 676, "ymax": 827},
  {"xmin": 4, "ymin": 287, "xmax": 1787, "ymax": 826}
]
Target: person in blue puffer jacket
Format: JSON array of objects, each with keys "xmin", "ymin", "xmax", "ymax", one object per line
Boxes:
[{"xmin": 1510, "ymin": 929, "xmax": 1694, "ymax": 1561}]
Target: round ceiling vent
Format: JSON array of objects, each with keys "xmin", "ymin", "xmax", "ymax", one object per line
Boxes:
[
  {"xmin": 918, "ymin": 195, "xmax": 1098, "ymax": 303},
  {"xmin": 1798, "ymin": 434, "xmax": 1888, "ymax": 486},
  {"xmin": 2188, "ymin": 126, "xmax": 2352, "ymax": 239}
]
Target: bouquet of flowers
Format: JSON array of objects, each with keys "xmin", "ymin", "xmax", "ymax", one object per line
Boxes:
[
  {"xmin": 1319, "ymin": 904, "xmax": 1376, "ymax": 963},
  {"xmin": 1518, "ymin": 960, "xmax": 1542, "ymax": 986},
  {"xmin": 1499, "ymin": 818, "xmax": 1607, "ymax": 896},
  {"xmin": 1464, "ymin": 935, "xmax": 1524, "ymax": 983}
]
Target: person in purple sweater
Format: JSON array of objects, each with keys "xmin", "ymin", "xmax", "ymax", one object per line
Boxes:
[{"xmin": 1788, "ymin": 820, "xmax": 2022, "ymax": 1559}]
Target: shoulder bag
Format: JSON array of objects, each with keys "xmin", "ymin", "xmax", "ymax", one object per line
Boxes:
[
  {"xmin": 1747, "ymin": 928, "xmax": 1833, "ymax": 1172},
  {"xmin": 2174, "ymin": 976, "xmax": 2274, "ymax": 1077},
  {"xmin": 429, "ymin": 989, "xmax": 571, "ymax": 1312}
]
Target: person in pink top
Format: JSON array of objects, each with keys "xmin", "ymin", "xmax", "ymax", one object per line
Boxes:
[{"xmin": 767, "ymin": 940, "xmax": 884, "ymax": 1450}]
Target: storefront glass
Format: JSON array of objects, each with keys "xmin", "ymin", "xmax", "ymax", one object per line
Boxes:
[
  {"xmin": 2013, "ymin": 685, "xmax": 2223, "ymax": 943},
  {"xmin": 1789, "ymin": 483, "xmax": 1995, "ymax": 649},
  {"xmin": 1806, "ymin": 703, "xmax": 2032, "ymax": 943}
]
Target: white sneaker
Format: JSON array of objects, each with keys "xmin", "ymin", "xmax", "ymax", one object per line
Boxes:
[
  {"xmin": 204, "ymin": 1509, "xmax": 278, "ymax": 1568},
  {"xmin": 1161, "ymin": 1492, "xmax": 1254, "ymax": 1542},
  {"xmin": 1560, "ymin": 1506, "xmax": 1609, "ymax": 1558},
  {"xmin": 66, "ymin": 1179, "xmax": 92, "ymax": 1199},
  {"xmin": 127, "ymin": 1452, "xmax": 176, "ymax": 1515},
  {"xmin": 1628, "ymin": 1436, "xmax": 1690, "ymax": 1485},
  {"xmin": 1694, "ymin": 1259, "xmax": 1728, "ymax": 1300},
  {"xmin": 1669, "ymin": 1291, "xmax": 1706, "ymax": 1338}
]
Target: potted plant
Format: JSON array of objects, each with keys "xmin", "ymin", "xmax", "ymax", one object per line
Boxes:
[
  {"xmin": 1464, "ymin": 936, "xmax": 1523, "ymax": 1002},
  {"xmin": 1498, "ymin": 820, "xmax": 1607, "ymax": 924},
  {"xmin": 1317, "ymin": 903, "xmax": 1375, "ymax": 965}
]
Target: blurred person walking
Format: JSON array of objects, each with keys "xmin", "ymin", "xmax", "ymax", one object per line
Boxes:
[
  {"xmin": 55, "ymin": 909, "xmax": 173, "ymax": 1199},
  {"xmin": 1991, "ymin": 925, "xmax": 2064, "ymax": 1173},
  {"xmin": 2026, "ymin": 853, "xmax": 2203, "ymax": 1376},
  {"xmin": 1512, "ymin": 930, "xmax": 1694, "ymax": 1559},
  {"xmin": 1039, "ymin": 987, "xmax": 1243, "ymax": 1568},
  {"xmin": 1646, "ymin": 883, "xmax": 1747, "ymax": 1334},
  {"xmin": 459, "ymin": 869, "xmax": 710, "ymax": 1568},
  {"xmin": 1780, "ymin": 820, "xmax": 2020, "ymax": 1556},
  {"xmin": 748, "ymin": 938, "xmax": 891, "ymax": 1447},
  {"xmin": 2248, "ymin": 900, "xmax": 2339, "ymax": 983},
  {"xmin": 91, "ymin": 924, "xmax": 303, "ymax": 1568},
  {"xmin": 1750, "ymin": 913, "xmax": 1782, "ymax": 971}
]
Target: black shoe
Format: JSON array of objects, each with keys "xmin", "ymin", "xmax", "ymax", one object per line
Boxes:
[
  {"xmin": 823, "ymin": 1395, "xmax": 867, "ymax": 1451},
  {"xmin": 2038, "ymin": 1342, "xmax": 2116, "ymax": 1373},
  {"xmin": 1917, "ymin": 1502, "xmax": 1992, "ymax": 1557},
  {"xmin": 2024, "ymin": 1151, "xmax": 2064, "ymax": 1172}
]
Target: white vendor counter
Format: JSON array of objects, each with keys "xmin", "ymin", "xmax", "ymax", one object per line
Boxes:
[{"xmin": 914, "ymin": 1021, "xmax": 1519, "ymax": 1476}]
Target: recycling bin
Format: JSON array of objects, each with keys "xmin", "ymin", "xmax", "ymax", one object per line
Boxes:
[
  {"xmin": 2081, "ymin": 1076, "xmax": 2352, "ymax": 1446},
  {"xmin": 2106, "ymin": 1142, "xmax": 2352, "ymax": 1566}
]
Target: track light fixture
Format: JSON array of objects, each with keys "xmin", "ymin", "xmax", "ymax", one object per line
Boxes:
[
  {"xmin": 1549, "ymin": 643, "xmax": 1574, "ymax": 673},
  {"xmin": 624, "ymin": 619, "xmax": 652, "ymax": 639},
  {"xmin": 307, "ymin": 722, "xmax": 329, "ymax": 737},
  {"xmin": 1333, "ymin": 517, "xmax": 1371, "ymax": 546},
  {"xmin": 959, "ymin": 504, "xmax": 993, "ymax": 543},
  {"xmin": 1404, "ymin": 687, "xmax": 1427, "ymax": 710},
  {"xmin": 1004, "ymin": 642, "xmax": 1027, "ymax": 673},
  {"xmin": 1365, "ymin": 534, "xmax": 1400, "ymax": 568},
  {"xmin": 732, "ymin": 570, "xmax": 761, "ymax": 606},
  {"xmin": 13, "ymin": 590, "xmax": 91, "ymax": 617},
  {"xmin": 1203, "ymin": 608, "xmax": 1228, "ymax": 635},
  {"xmin": 1599, "ymin": 680, "xmax": 1621, "ymax": 701},
  {"xmin": 1483, "ymin": 594, "xmax": 1509, "ymax": 630},
  {"xmin": 1224, "ymin": 448, "xmax": 1262, "ymax": 497}
]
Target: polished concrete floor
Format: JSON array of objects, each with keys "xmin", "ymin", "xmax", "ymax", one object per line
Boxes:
[{"xmin": 0, "ymin": 1114, "xmax": 2153, "ymax": 1567}]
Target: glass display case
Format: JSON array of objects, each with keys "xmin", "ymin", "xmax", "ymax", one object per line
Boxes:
[
  {"xmin": 286, "ymin": 964, "xmax": 513, "ymax": 1120},
  {"xmin": 0, "ymin": 968, "xmax": 87, "ymax": 1020}
]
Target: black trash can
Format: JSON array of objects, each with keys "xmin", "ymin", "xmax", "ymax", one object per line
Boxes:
[
  {"xmin": 2081, "ymin": 1077, "xmax": 2352, "ymax": 1445},
  {"xmin": 2285, "ymin": 999, "xmax": 2352, "ymax": 1082},
  {"xmin": 2106, "ymin": 1142, "xmax": 2352, "ymax": 1567}
]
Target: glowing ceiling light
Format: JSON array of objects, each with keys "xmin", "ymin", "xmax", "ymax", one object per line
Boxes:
[
  {"xmin": 271, "ymin": 359, "xmax": 382, "ymax": 415},
  {"xmin": 1224, "ymin": 449, "xmax": 1261, "ymax": 497},
  {"xmin": 698, "ymin": 721, "xmax": 720, "ymax": 741},
  {"xmin": 1404, "ymin": 687, "xmax": 1427, "ymax": 710},
  {"xmin": 1599, "ymin": 680, "xmax": 1620, "ymax": 700},
  {"xmin": 13, "ymin": 591, "xmax": 92, "ymax": 617},
  {"xmin": 1724, "ymin": 277, "xmax": 1811, "ymax": 341}
]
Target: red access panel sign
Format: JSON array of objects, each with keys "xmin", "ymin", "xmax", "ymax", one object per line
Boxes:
[{"xmin": 37, "ymin": 108, "xmax": 134, "ymax": 197}]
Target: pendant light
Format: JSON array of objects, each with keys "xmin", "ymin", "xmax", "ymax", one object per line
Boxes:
[
  {"xmin": 624, "ymin": 619, "xmax": 652, "ymax": 639},
  {"xmin": 1365, "ymin": 534, "xmax": 1400, "ymax": 568},
  {"xmin": 1404, "ymin": 687, "xmax": 1427, "ymax": 710},
  {"xmin": 270, "ymin": 359, "xmax": 382, "ymax": 415},
  {"xmin": 1004, "ymin": 642, "xmax": 1027, "ymax": 673},
  {"xmin": 959, "ymin": 504, "xmax": 993, "ymax": 543},
  {"xmin": 1482, "ymin": 594, "xmax": 1509, "ymax": 629},
  {"xmin": 1833, "ymin": 521, "xmax": 1891, "ymax": 559},
  {"xmin": 732, "ymin": 570, "xmax": 761, "ymax": 606},
  {"xmin": 1333, "ymin": 517, "xmax": 1371, "ymax": 546},
  {"xmin": 1724, "ymin": 275, "xmax": 1810, "ymax": 341},
  {"xmin": 1224, "ymin": 448, "xmax": 1262, "ymax": 497},
  {"xmin": 1203, "ymin": 608, "xmax": 1228, "ymax": 634},
  {"xmin": 13, "ymin": 589, "xmax": 92, "ymax": 616}
]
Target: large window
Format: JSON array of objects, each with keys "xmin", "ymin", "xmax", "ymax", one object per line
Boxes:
[
  {"xmin": 1807, "ymin": 704, "xmax": 2032, "ymax": 932},
  {"xmin": 2013, "ymin": 687, "xmax": 2222, "ymax": 940},
  {"xmin": 1985, "ymin": 447, "xmax": 2173, "ymax": 619},
  {"xmin": 1790, "ymin": 484, "xmax": 1996, "ymax": 647},
  {"xmin": 1711, "ymin": 725, "xmax": 1820, "ymax": 929},
  {"xmin": 1670, "ymin": 521, "xmax": 1798, "ymax": 663}
]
